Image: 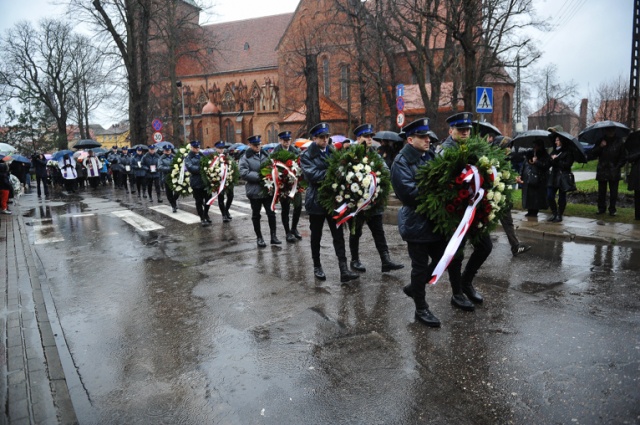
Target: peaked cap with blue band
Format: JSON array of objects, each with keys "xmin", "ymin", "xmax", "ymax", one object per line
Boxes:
[
  {"xmin": 403, "ymin": 118, "xmax": 431, "ymax": 137},
  {"xmin": 278, "ymin": 131, "xmax": 292, "ymax": 140},
  {"xmin": 190, "ymin": 140, "xmax": 201, "ymax": 148},
  {"xmin": 446, "ymin": 112, "xmax": 474, "ymax": 128},
  {"xmin": 215, "ymin": 141, "xmax": 226, "ymax": 149},
  {"xmin": 354, "ymin": 123, "xmax": 375, "ymax": 137},
  {"xmin": 309, "ymin": 122, "xmax": 330, "ymax": 137},
  {"xmin": 247, "ymin": 135, "xmax": 262, "ymax": 144}
]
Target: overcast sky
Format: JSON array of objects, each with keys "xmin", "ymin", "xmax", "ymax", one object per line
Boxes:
[{"xmin": 0, "ymin": 0, "xmax": 633, "ymax": 127}]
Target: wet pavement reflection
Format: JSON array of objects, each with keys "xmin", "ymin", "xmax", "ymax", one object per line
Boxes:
[{"xmin": 20, "ymin": 189, "xmax": 640, "ymax": 424}]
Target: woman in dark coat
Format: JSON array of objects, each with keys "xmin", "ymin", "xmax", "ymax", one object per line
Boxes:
[
  {"xmin": 521, "ymin": 139, "xmax": 551, "ymax": 217},
  {"xmin": 547, "ymin": 135, "xmax": 575, "ymax": 222}
]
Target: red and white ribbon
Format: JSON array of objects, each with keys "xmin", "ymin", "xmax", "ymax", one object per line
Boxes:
[
  {"xmin": 333, "ymin": 172, "xmax": 378, "ymax": 228},
  {"xmin": 269, "ymin": 160, "xmax": 299, "ymax": 211},
  {"xmin": 429, "ymin": 165, "xmax": 485, "ymax": 285},
  {"xmin": 206, "ymin": 155, "xmax": 228, "ymax": 206}
]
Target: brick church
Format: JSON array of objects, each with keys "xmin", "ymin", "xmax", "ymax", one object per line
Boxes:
[{"xmin": 152, "ymin": 0, "xmax": 515, "ymax": 146}]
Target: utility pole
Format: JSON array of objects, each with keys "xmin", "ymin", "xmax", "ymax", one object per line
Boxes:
[
  {"xmin": 629, "ymin": 0, "xmax": 640, "ymax": 130},
  {"xmin": 515, "ymin": 55, "xmax": 522, "ymax": 134}
]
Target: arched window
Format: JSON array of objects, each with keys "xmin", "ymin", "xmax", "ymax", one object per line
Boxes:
[
  {"xmin": 340, "ymin": 65, "xmax": 350, "ymax": 100},
  {"xmin": 502, "ymin": 92, "xmax": 511, "ymax": 123},
  {"xmin": 224, "ymin": 120, "xmax": 235, "ymax": 143},
  {"xmin": 323, "ymin": 57, "xmax": 330, "ymax": 96},
  {"xmin": 266, "ymin": 123, "xmax": 278, "ymax": 143}
]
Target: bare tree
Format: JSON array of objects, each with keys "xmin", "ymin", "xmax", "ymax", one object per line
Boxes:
[
  {"xmin": 0, "ymin": 19, "xmax": 79, "ymax": 149},
  {"xmin": 0, "ymin": 96, "xmax": 58, "ymax": 154},
  {"xmin": 588, "ymin": 74, "xmax": 630, "ymax": 124},
  {"xmin": 531, "ymin": 63, "xmax": 578, "ymax": 130}
]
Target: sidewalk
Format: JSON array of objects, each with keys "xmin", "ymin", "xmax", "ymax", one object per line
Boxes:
[{"xmin": 1, "ymin": 213, "xmax": 77, "ymax": 425}]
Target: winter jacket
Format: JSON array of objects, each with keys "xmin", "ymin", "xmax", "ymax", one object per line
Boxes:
[
  {"xmin": 108, "ymin": 152, "xmax": 122, "ymax": 172},
  {"xmin": 119, "ymin": 153, "xmax": 134, "ymax": 174},
  {"xmin": 625, "ymin": 146, "xmax": 640, "ymax": 191},
  {"xmin": 548, "ymin": 147, "xmax": 575, "ymax": 189},
  {"xmin": 184, "ymin": 151, "xmax": 205, "ymax": 189},
  {"xmin": 0, "ymin": 163, "xmax": 12, "ymax": 191},
  {"xmin": 390, "ymin": 144, "xmax": 442, "ymax": 243},
  {"xmin": 158, "ymin": 153, "xmax": 174, "ymax": 181},
  {"xmin": 239, "ymin": 147, "xmax": 269, "ymax": 199},
  {"xmin": 521, "ymin": 148, "xmax": 551, "ymax": 210},
  {"xmin": 141, "ymin": 152, "xmax": 162, "ymax": 179},
  {"xmin": 131, "ymin": 153, "xmax": 146, "ymax": 177},
  {"xmin": 300, "ymin": 142, "xmax": 333, "ymax": 215},
  {"xmin": 32, "ymin": 155, "xmax": 48, "ymax": 178},
  {"xmin": 590, "ymin": 138, "xmax": 626, "ymax": 181}
]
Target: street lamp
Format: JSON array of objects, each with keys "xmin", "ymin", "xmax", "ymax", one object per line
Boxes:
[{"xmin": 176, "ymin": 80, "xmax": 187, "ymax": 143}]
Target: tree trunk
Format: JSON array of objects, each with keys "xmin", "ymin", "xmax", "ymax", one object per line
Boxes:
[{"xmin": 304, "ymin": 53, "xmax": 320, "ymax": 131}]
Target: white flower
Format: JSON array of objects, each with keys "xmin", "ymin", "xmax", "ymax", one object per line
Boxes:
[
  {"xmin": 357, "ymin": 199, "xmax": 365, "ymax": 208},
  {"xmin": 357, "ymin": 190, "xmax": 363, "ymax": 196},
  {"xmin": 364, "ymin": 165, "xmax": 371, "ymax": 173},
  {"xmin": 486, "ymin": 191, "xmax": 494, "ymax": 200},
  {"xmin": 345, "ymin": 194, "xmax": 350, "ymax": 199},
  {"xmin": 188, "ymin": 187, "xmax": 193, "ymax": 193},
  {"xmin": 502, "ymin": 170, "xmax": 510, "ymax": 180},
  {"xmin": 494, "ymin": 192, "xmax": 502, "ymax": 203},
  {"xmin": 348, "ymin": 202, "xmax": 354, "ymax": 208},
  {"xmin": 478, "ymin": 156, "xmax": 490, "ymax": 168},
  {"xmin": 488, "ymin": 212, "xmax": 496, "ymax": 221},
  {"xmin": 497, "ymin": 182, "xmax": 505, "ymax": 192},
  {"xmin": 362, "ymin": 177, "xmax": 371, "ymax": 187},
  {"xmin": 346, "ymin": 172, "xmax": 354, "ymax": 182},
  {"xmin": 362, "ymin": 157, "xmax": 369, "ymax": 164},
  {"xmin": 336, "ymin": 195, "xmax": 344, "ymax": 202},
  {"xmin": 332, "ymin": 183, "xmax": 338, "ymax": 189},
  {"xmin": 340, "ymin": 185, "xmax": 345, "ymax": 190},
  {"xmin": 376, "ymin": 171, "xmax": 381, "ymax": 176},
  {"xmin": 350, "ymin": 183, "xmax": 360, "ymax": 192},
  {"xmin": 172, "ymin": 178, "xmax": 177, "ymax": 184},
  {"xmin": 355, "ymin": 172, "xmax": 363, "ymax": 181}
]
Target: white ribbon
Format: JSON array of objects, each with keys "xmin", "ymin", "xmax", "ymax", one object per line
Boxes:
[
  {"xmin": 206, "ymin": 155, "xmax": 229, "ymax": 206},
  {"xmin": 429, "ymin": 165, "xmax": 485, "ymax": 285}
]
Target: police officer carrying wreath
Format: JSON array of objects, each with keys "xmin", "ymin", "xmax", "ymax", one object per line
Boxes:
[
  {"xmin": 272, "ymin": 130, "xmax": 303, "ymax": 243},
  {"xmin": 391, "ymin": 118, "xmax": 443, "ymax": 327},
  {"xmin": 349, "ymin": 123, "xmax": 403, "ymax": 273},
  {"xmin": 300, "ymin": 122, "xmax": 359, "ymax": 283},
  {"xmin": 240, "ymin": 135, "xmax": 281, "ymax": 247},
  {"xmin": 439, "ymin": 112, "xmax": 490, "ymax": 312},
  {"xmin": 185, "ymin": 140, "xmax": 212, "ymax": 227}
]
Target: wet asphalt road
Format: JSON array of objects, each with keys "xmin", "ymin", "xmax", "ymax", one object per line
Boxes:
[{"xmin": 20, "ymin": 186, "xmax": 640, "ymax": 424}]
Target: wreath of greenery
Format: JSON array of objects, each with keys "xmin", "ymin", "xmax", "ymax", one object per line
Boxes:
[
  {"xmin": 318, "ymin": 143, "xmax": 391, "ymax": 229},
  {"xmin": 201, "ymin": 152, "xmax": 239, "ymax": 195},
  {"xmin": 416, "ymin": 136, "xmax": 516, "ymax": 244},
  {"xmin": 166, "ymin": 147, "xmax": 192, "ymax": 195},
  {"xmin": 259, "ymin": 149, "xmax": 306, "ymax": 205}
]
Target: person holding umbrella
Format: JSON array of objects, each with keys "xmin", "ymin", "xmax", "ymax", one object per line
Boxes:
[
  {"xmin": 31, "ymin": 152, "xmax": 50, "ymax": 198},
  {"xmin": 589, "ymin": 127, "xmax": 626, "ymax": 216},
  {"xmin": 547, "ymin": 129, "xmax": 575, "ymax": 223}
]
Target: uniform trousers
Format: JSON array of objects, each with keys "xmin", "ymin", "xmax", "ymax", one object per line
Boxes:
[
  {"xmin": 280, "ymin": 196, "xmax": 301, "ymax": 234},
  {"xmin": 349, "ymin": 214, "xmax": 388, "ymax": 255},
  {"xmin": 406, "ymin": 240, "xmax": 447, "ymax": 307},
  {"xmin": 164, "ymin": 182, "xmax": 179, "ymax": 209},
  {"xmin": 192, "ymin": 187, "xmax": 211, "ymax": 219},
  {"xmin": 218, "ymin": 189, "xmax": 234, "ymax": 216},
  {"xmin": 250, "ymin": 198, "xmax": 276, "ymax": 238},
  {"xmin": 146, "ymin": 176, "xmax": 162, "ymax": 199},
  {"xmin": 308, "ymin": 214, "xmax": 347, "ymax": 266}
]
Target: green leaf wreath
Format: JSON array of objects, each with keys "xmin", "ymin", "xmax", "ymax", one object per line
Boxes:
[
  {"xmin": 166, "ymin": 146, "xmax": 192, "ymax": 195},
  {"xmin": 259, "ymin": 149, "xmax": 307, "ymax": 204},
  {"xmin": 318, "ymin": 143, "xmax": 391, "ymax": 231},
  {"xmin": 416, "ymin": 136, "xmax": 516, "ymax": 244},
  {"xmin": 201, "ymin": 152, "xmax": 239, "ymax": 195}
]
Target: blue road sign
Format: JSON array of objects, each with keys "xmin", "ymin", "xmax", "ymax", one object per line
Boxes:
[
  {"xmin": 396, "ymin": 96, "xmax": 405, "ymax": 112},
  {"xmin": 396, "ymin": 84, "xmax": 405, "ymax": 98},
  {"xmin": 152, "ymin": 119, "xmax": 163, "ymax": 132},
  {"xmin": 476, "ymin": 87, "xmax": 493, "ymax": 114}
]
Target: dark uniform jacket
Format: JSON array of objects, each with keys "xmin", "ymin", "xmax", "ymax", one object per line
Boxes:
[
  {"xmin": 141, "ymin": 152, "xmax": 161, "ymax": 178},
  {"xmin": 184, "ymin": 151, "xmax": 205, "ymax": 189},
  {"xmin": 108, "ymin": 151, "xmax": 122, "ymax": 172},
  {"xmin": 119, "ymin": 153, "xmax": 134, "ymax": 174},
  {"xmin": 590, "ymin": 138, "xmax": 625, "ymax": 181},
  {"xmin": 32, "ymin": 156, "xmax": 48, "ymax": 178},
  {"xmin": 239, "ymin": 148, "xmax": 269, "ymax": 199},
  {"xmin": 300, "ymin": 141, "xmax": 332, "ymax": 215},
  {"xmin": 391, "ymin": 144, "xmax": 442, "ymax": 243},
  {"xmin": 158, "ymin": 154, "xmax": 173, "ymax": 181},
  {"xmin": 131, "ymin": 153, "xmax": 146, "ymax": 177}
]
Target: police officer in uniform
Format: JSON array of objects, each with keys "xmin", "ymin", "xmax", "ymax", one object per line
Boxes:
[
  {"xmin": 107, "ymin": 146, "xmax": 121, "ymax": 188},
  {"xmin": 185, "ymin": 140, "xmax": 212, "ymax": 227},
  {"xmin": 119, "ymin": 147, "xmax": 135, "ymax": 193},
  {"xmin": 349, "ymin": 123, "xmax": 403, "ymax": 273},
  {"xmin": 159, "ymin": 145, "xmax": 179, "ymax": 212},
  {"xmin": 240, "ymin": 135, "xmax": 281, "ymax": 247},
  {"xmin": 141, "ymin": 144, "xmax": 163, "ymax": 202},
  {"xmin": 272, "ymin": 130, "xmax": 303, "ymax": 243},
  {"xmin": 300, "ymin": 122, "xmax": 359, "ymax": 283},
  {"xmin": 391, "ymin": 118, "xmax": 443, "ymax": 327},
  {"xmin": 214, "ymin": 141, "xmax": 234, "ymax": 222},
  {"xmin": 439, "ymin": 112, "xmax": 490, "ymax": 312}
]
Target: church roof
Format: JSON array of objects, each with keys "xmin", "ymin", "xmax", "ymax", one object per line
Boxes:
[{"xmin": 195, "ymin": 13, "xmax": 294, "ymax": 75}]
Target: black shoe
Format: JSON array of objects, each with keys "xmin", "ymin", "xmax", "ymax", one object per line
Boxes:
[
  {"xmin": 462, "ymin": 286, "xmax": 484, "ymax": 304},
  {"xmin": 381, "ymin": 251, "xmax": 404, "ymax": 272},
  {"xmin": 609, "ymin": 211, "xmax": 617, "ymax": 216},
  {"xmin": 270, "ymin": 234, "xmax": 282, "ymax": 245},
  {"xmin": 292, "ymin": 229, "xmax": 302, "ymax": 239},
  {"xmin": 547, "ymin": 214, "xmax": 557, "ymax": 222},
  {"xmin": 257, "ymin": 238, "xmax": 266, "ymax": 248},
  {"xmin": 414, "ymin": 309, "xmax": 441, "ymax": 327},
  {"xmin": 201, "ymin": 220, "xmax": 210, "ymax": 227},
  {"xmin": 172, "ymin": 207, "xmax": 178, "ymax": 213},
  {"xmin": 350, "ymin": 260, "xmax": 366, "ymax": 272},
  {"xmin": 314, "ymin": 266, "xmax": 326, "ymax": 280},
  {"xmin": 451, "ymin": 294, "xmax": 475, "ymax": 311},
  {"xmin": 286, "ymin": 233, "xmax": 296, "ymax": 243},
  {"xmin": 222, "ymin": 216, "xmax": 230, "ymax": 223},
  {"xmin": 402, "ymin": 284, "xmax": 414, "ymax": 300},
  {"xmin": 226, "ymin": 214, "xmax": 232, "ymax": 221},
  {"xmin": 524, "ymin": 212, "xmax": 537, "ymax": 217},
  {"xmin": 143, "ymin": 194, "xmax": 147, "ymax": 198},
  {"xmin": 157, "ymin": 198, "xmax": 163, "ymax": 203},
  {"xmin": 512, "ymin": 244, "xmax": 531, "ymax": 257},
  {"xmin": 205, "ymin": 217, "xmax": 212, "ymax": 224},
  {"xmin": 596, "ymin": 210, "xmax": 606, "ymax": 215},
  {"xmin": 551, "ymin": 215, "xmax": 563, "ymax": 223}
]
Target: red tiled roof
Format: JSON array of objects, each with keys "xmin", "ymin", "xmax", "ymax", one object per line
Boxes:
[
  {"xmin": 283, "ymin": 96, "xmax": 349, "ymax": 123},
  {"xmin": 180, "ymin": 13, "xmax": 293, "ymax": 76}
]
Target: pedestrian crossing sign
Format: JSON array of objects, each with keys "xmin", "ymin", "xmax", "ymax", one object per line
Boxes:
[{"xmin": 476, "ymin": 87, "xmax": 493, "ymax": 114}]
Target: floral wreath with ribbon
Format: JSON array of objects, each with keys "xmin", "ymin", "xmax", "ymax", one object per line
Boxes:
[
  {"xmin": 166, "ymin": 146, "xmax": 192, "ymax": 195},
  {"xmin": 260, "ymin": 149, "xmax": 306, "ymax": 211},
  {"xmin": 202, "ymin": 152, "xmax": 239, "ymax": 206},
  {"xmin": 416, "ymin": 137, "xmax": 515, "ymax": 284},
  {"xmin": 318, "ymin": 143, "xmax": 391, "ymax": 233}
]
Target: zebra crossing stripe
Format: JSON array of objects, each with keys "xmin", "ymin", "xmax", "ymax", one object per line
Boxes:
[
  {"xmin": 148, "ymin": 205, "xmax": 202, "ymax": 224},
  {"xmin": 112, "ymin": 210, "xmax": 164, "ymax": 231}
]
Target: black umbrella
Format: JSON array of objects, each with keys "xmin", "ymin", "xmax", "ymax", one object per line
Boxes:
[
  {"xmin": 74, "ymin": 139, "xmax": 102, "ymax": 149},
  {"xmin": 132, "ymin": 144, "xmax": 149, "ymax": 151},
  {"xmin": 578, "ymin": 120, "xmax": 630, "ymax": 145},
  {"xmin": 551, "ymin": 130, "xmax": 588, "ymax": 164},
  {"xmin": 373, "ymin": 130, "xmax": 403, "ymax": 143},
  {"xmin": 473, "ymin": 121, "xmax": 502, "ymax": 137},
  {"xmin": 510, "ymin": 129, "xmax": 553, "ymax": 150}
]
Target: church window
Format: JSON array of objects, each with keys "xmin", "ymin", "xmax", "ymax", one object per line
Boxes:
[
  {"xmin": 502, "ymin": 93, "xmax": 511, "ymax": 123},
  {"xmin": 340, "ymin": 65, "xmax": 350, "ymax": 100},
  {"xmin": 323, "ymin": 57, "xmax": 330, "ymax": 96}
]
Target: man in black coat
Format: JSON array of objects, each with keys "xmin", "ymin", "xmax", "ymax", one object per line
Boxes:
[
  {"xmin": 300, "ymin": 122, "xmax": 358, "ymax": 283},
  {"xmin": 272, "ymin": 130, "xmax": 303, "ymax": 242},
  {"xmin": 391, "ymin": 118, "xmax": 442, "ymax": 327},
  {"xmin": 31, "ymin": 153, "xmax": 49, "ymax": 198},
  {"xmin": 590, "ymin": 127, "xmax": 626, "ymax": 216}
]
